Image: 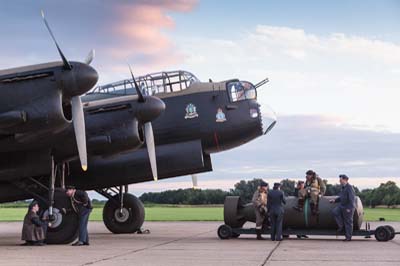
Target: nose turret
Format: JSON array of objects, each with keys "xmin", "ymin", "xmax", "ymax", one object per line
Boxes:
[{"xmin": 260, "ymin": 104, "xmax": 277, "ymax": 135}]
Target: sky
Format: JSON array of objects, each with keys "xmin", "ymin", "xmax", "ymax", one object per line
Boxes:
[{"xmin": 0, "ymin": 0, "xmax": 399, "ymax": 194}]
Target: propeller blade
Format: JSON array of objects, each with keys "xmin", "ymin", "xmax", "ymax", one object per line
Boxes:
[
  {"xmin": 71, "ymin": 96, "xmax": 88, "ymax": 171},
  {"xmin": 144, "ymin": 122, "xmax": 157, "ymax": 181},
  {"xmin": 191, "ymin": 175, "xmax": 199, "ymax": 189},
  {"xmin": 127, "ymin": 64, "xmax": 145, "ymax": 102},
  {"xmin": 41, "ymin": 10, "xmax": 72, "ymax": 70},
  {"xmin": 84, "ymin": 49, "xmax": 95, "ymax": 65}
]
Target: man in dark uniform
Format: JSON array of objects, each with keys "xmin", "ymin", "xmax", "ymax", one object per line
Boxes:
[
  {"xmin": 267, "ymin": 183, "xmax": 286, "ymax": 241},
  {"xmin": 66, "ymin": 186, "xmax": 92, "ymax": 246},
  {"xmin": 330, "ymin": 174, "xmax": 356, "ymax": 241}
]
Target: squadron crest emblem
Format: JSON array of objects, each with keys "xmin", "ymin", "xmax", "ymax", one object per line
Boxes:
[
  {"xmin": 216, "ymin": 108, "xmax": 227, "ymax": 123},
  {"xmin": 184, "ymin": 103, "xmax": 199, "ymax": 119}
]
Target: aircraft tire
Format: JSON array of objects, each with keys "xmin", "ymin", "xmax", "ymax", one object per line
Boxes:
[
  {"xmin": 103, "ymin": 193, "xmax": 145, "ymax": 234},
  {"xmin": 43, "ymin": 189, "xmax": 79, "ymax": 244}
]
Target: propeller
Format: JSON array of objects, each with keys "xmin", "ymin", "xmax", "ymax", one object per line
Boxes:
[
  {"xmin": 41, "ymin": 10, "xmax": 71, "ymax": 70},
  {"xmin": 41, "ymin": 10, "xmax": 92, "ymax": 171},
  {"xmin": 71, "ymin": 96, "xmax": 87, "ymax": 171},
  {"xmin": 84, "ymin": 49, "xmax": 95, "ymax": 65},
  {"xmin": 128, "ymin": 64, "xmax": 145, "ymax": 102},
  {"xmin": 191, "ymin": 175, "xmax": 199, "ymax": 189},
  {"xmin": 128, "ymin": 64, "xmax": 158, "ymax": 180},
  {"xmin": 144, "ymin": 123, "xmax": 157, "ymax": 181}
]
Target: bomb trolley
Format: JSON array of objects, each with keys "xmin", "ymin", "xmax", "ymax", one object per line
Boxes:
[{"xmin": 218, "ymin": 196, "xmax": 398, "ymax": 242}]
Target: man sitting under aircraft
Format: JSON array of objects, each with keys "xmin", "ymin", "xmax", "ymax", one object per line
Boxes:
[{"xmin": 293, "ymin": 170, "xmax": 326, "ymax": 215}]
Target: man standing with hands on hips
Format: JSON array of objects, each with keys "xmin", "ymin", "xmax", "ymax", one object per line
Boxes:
[{"xmin": 330, "ymin": 174, "xmax": 356, "ymax": 241}]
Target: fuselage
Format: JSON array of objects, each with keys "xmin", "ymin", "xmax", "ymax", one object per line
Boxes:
[
  {"xmin": 67, "ymin": 71, "xmax": 275, "ymax": 189},
  {"xmin": 0, "ymin": 70, "xmax": 276, "ymax": 202}
]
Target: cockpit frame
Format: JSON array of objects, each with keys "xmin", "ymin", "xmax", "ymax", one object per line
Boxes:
[{"xmin": 88, "ymin": 70, "xmax": 200, "ymax": 96}]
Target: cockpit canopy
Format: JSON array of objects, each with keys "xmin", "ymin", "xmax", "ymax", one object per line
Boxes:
[
  {"xmin": 89, "ymin": 70, "xmax": 200, "ymax": 96},
  {"xmin": 227, "ymin": 80, "xmax": 257, "ymax": 102}
]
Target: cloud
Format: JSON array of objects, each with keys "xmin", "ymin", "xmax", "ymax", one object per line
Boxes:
[
  {"xmin": 177, "ymin": 25, "xmax": 400, "ymax": 132},
  {"xmin": 0, "ymin": 1, "xmax": 198, "ymax": 83},
  {"xmin": 98, "ymin": 0, "xmax": 197, "ymax": 78}
]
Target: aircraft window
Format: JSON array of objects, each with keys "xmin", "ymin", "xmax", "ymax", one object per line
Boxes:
[
  {"xmin": 227, "ymin": 81, "xmax": 257, "ymax": 102},
  {"xmin": 89, "ymin": 70, "xmax": 200, "ymax": 96}
]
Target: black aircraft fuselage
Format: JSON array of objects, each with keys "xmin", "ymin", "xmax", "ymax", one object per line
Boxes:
[
  {"xmin": 67, "ymin": 71, "xmax": 275, "ymax": 189},
  {"xmin": 0, "ymin": 70, "xmax": 275, "ymax": 203}
]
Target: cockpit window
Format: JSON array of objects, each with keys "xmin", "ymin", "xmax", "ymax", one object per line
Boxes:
[
  {"xmin": 227, "ymin": 80, "xmax": 257, "ymax": 102},
  {"xmin": 89, "ymin": 70, "xmax": 200, "ymax": 96}
]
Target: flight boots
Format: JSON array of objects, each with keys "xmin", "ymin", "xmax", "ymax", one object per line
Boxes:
[{"xmin": 256, "ymin": 229, "xmax": 266, "ymax": 240}]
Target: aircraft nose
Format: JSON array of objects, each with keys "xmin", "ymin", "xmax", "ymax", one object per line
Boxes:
[
  {"xmin": 76, "ymin": 64, "xmax": 99, "ymax": 95},
  {"xmin": 136, "ymin": 96, "xmax": 166, "ymax": 123},
  {"xmin": 260, "ymin": 104, "xmax": 277, "ymax": 135}
]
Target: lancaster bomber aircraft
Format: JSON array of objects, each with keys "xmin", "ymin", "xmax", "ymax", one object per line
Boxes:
[{"xmin": 0, "ymin": 13, "xmax": 276, "ymax": 244}]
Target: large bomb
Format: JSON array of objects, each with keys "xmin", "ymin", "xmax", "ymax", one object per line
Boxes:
[{"xmin": 224, "ymin": 196, "xmax": 364, "ymax": 230}]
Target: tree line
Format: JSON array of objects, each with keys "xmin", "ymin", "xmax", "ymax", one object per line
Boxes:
[{"xmin": 139, "ymin": 178, "xmax": 400, "ymax": 207}]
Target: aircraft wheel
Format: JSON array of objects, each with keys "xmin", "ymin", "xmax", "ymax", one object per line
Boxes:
[
  {"xmin": 42, "ymin": 189, "xmax": 79, "ymax": 244},
  {"xmin": 384, "ymin": 225, "xmax": 395, "ymax": 240},
  {"xmin": 375, "ymin": 226, "xmax": 391, "ymax": 242},
  {"xmin": 103, "ymin": 193, "xmax": 145, "ymax": 234},
  {"xmin": 217, "ymin": 224, "xmax": 232, "ymax": 239}
]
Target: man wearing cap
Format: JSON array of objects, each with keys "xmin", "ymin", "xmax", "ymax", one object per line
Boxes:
[
  {"xmin": 294, "ymin": 170, "xmax": 326, "ymax": 215},
  {"xmin": 252, "ymin": 181, "xmax": 269, "ymax": 240},
  {"xmin": 65, "ymin": 186, "xmax": 92, "ymax": 246},
  {"xmin": 330, "ymin": 174, "xmax": 356, "ymax": 241},
  {"xmin": 267, "ymin": 183, "xmax": 286, "ymax": 241}
]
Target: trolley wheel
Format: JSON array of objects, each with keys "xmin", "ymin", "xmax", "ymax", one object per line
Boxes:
[
  {"xmin": 218, "ymin": 225, "xmax": 233, "ymax": 239},
  {"xmin": 384, "ymin": 225, "xmax": 395, "ymax": 240},
  {"xmin": 231, "ymin": 232, "xmax": 240, "ymax": 238},
  {"xmin": 375, "ymin": 226, "xmax": 391, "ymax": 241}
]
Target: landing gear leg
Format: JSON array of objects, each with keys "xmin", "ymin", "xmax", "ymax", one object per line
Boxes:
[
  {"xmin": 45, "ymin": 160, "xmax": 78, "ymax": 244},
  {"xmin": 48, "ymin": 156, "xmax": 56, "ymax": 219},
  {"xmin": 96, "ymin": 187, "xmax": 145, "ymax": 234}
]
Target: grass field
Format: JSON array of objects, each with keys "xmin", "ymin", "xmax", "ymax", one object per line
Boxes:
[{"xmin": 0, "ymin": 206, "xmax": 399, "ymax": 222}]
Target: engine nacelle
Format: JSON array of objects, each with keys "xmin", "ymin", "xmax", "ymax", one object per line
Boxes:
[
  {"xmin": 87, "ymin": 118, "xmax": 144, "ymax": 156},
  {"xmin": 0, "ymin": 90, "xmax": 69, "ymax": 137}
]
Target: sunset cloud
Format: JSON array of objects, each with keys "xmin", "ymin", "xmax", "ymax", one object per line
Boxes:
[{"xmin": 104, "ymin": 0, "xmax": 197, "ymax": 73}]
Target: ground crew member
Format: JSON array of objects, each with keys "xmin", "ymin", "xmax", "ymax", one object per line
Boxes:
[
  {"xmin": 21, "ymin": 201, "xmax": 47, "ymax": 246},
  {"xmin": 294, "ymin": 180, "xmax": 305, "ymax": 196},
  {"xmin": 330, "ymin": 174, "xmax": 356, "ymax": 241},
  {"xmin": 267, "ymin": 183, "xmax": 286, "ymax": 241},
  {"xmin": 66, "ymin": 186, "xmax": 92, "ymax": 246},
  {"xmin": 294, "ymin": 170, "xmax": 326, "ymax": 215},
  {"xmin": 252, "ymin": 181, "xmax": 269, "ymax": 240}
]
